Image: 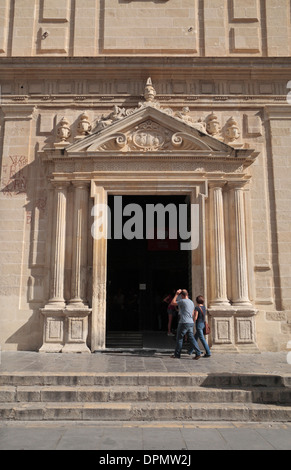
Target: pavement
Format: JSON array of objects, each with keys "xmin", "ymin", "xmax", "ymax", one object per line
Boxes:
[
  {"xmin": 1, "ymin": 349, "xmax": 291, "ymax": 375},
  {"xmin": 0, "ymin": 349, "xmax": 290, "ymax": 451},
  {"xmin": 0, "ymin": 420, "xmax": 290, "ymax": 451}
]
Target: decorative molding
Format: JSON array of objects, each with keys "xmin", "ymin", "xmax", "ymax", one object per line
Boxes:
[
  {"xmin": 229, "ymin": 0, "xmax": 259, "ymax": 23},
  {"xmin": 41, "ymin": 0, "xmax": 70, "ymax": 23}
]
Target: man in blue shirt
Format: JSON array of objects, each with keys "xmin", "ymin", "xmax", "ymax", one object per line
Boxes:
[{"xmin": 170, "ymin": 289, "xmax": 201, "ymax": 359}]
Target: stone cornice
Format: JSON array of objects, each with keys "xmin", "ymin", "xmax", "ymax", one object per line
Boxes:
[
  {"xmin": 264, "ymin": 105, "xmax": 291, "ymax": 120},
  {"xmin": 0, "ymin": 57, "xmax": 291, "ymax": 80}
]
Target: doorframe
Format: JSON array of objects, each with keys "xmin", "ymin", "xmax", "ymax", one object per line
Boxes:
[{"xmin": 90, "ymin": 178, "xmax": 208, "ymax": 351}]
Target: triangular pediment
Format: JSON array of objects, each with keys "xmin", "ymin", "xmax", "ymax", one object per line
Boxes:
[{"xmin": 66, "ymin": 105, "xmax": 246, "ymax": 157}]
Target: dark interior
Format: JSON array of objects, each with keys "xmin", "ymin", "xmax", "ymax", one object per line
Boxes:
[{"xmin": 106, "ymin": 195, "xmax": 191, "ymax": 332}]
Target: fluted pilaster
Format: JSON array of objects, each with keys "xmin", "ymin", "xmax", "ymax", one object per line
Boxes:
[
  {"xmin": 48, "ymin": 181, "xmax": 70, "ymax": 307},
  {"xmin": 231, "ymin": 182, "xmax": 252, "ymax": 306},
  {"xmin": 209, "ymin": 183, "xmax": 230, "ymax": 306},
  {"xmin": 68, "ymin": 181, "xmax": 89, "ymax": 307}
]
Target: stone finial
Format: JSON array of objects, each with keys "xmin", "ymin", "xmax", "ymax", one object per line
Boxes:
[
  {"xmin": 55, "ymin": 117, "xmax": 71, "ymax": 147},
  {"xmin": 206, "ymin": 112, "xmax": 220, "ymax": 137},
  {"xmin": 225, "ymin": 116, "xmax": 240, "ymax": 143},
  {"xmin": 144, "ymin": 77, "xmax": 157, "ymax": 102},
  {"xmin": 77, "ymin": 112, "xmax": 92, "ymax": 137}
]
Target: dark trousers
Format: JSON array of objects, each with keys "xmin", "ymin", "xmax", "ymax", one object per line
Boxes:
[{"xmin": 174, "ymin": 323, "xmax": 201, "ymax": 358}]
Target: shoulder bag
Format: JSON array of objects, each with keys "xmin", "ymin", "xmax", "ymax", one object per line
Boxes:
[{"xmin": 198, "ymin": 306, "xmax": 210, "ymax": 336}]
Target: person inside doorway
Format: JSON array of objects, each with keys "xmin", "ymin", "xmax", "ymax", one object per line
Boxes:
[
  {"xmin": 126, "ymin": 288, "xmax": 139, "ymax": 331},
  {"xmin": 170, "ymin": 289, "xmax": 201, "ymax": 359},
  {"xmin": 112, "ymin": 287, "xmax": 125, "ymax": 330},
  {"xmin": 163, "ymin": 289, "xmax": 177, "ymax": 336}
]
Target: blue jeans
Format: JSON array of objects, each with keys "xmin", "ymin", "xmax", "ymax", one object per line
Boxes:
[
  {"xmin": 195, "ymin": 323, "xmax": 211, "ymax": 356},
  {"xmin": 174, "ymin": 323, "xmax": 201, "ymax": 358}
]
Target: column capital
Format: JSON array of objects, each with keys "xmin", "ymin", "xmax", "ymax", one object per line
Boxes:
[
  {"xmin": 208, "ymin": 181, "xmax": 227, "ymax": 190},
  {"xmin": 226, "ymin": 180, "xmax": 250, "ymax": 191},
  {"xmin": 71, "ymin": 180, "xmax": 90, "ymax": 189},
  {"xmin": 51, "ymin": 180, "xmax": 71, "ymax": 190}
]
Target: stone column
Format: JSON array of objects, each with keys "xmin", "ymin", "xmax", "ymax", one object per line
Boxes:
[
  {"xmin": 62, "ymin": 181, "xmax": 91, "ymax": 354},
  {"xmin": 230, "ymin": 182, "xmax": 252, "ymax": 306},
  {"xmin": 68, "ymin": 181, "xmax": 90, "ymax": 306},
  {"xmin": 209, "ymin": 183, "xmax": 230, "ymax": 306},
  {"xmin": 40, "ymin": 181, "xmax": 69, "ymax": 352},
  {"xmin": 48, "ymin": 181, "xmax": 70, "ymax": 307},
  {"xmin": 90, "ymin": 184, "xmax": 108, "ymax": 351},
  {"xmin": 209, "ymin": 181, "xmax": 258, "ymax": 353}
]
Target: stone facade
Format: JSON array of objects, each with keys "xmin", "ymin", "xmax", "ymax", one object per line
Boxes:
[{"xmin": 0, "ymin": 1, "xmax": 290, "ymax": 353}]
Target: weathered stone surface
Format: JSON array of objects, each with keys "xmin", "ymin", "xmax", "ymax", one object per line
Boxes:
[{"xmin": 0, "ymin": 2, "xmax": 290, "ymax": 354}]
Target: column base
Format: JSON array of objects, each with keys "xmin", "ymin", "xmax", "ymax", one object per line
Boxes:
[
  {"xmin": 236, "ymin": 343, "xmax": 260, "ymax": 354},
  {"xmin": 63, "ymin": 307, "xmax": 92, "ymax": 354},
  {"xmin": 39, "ymin": 308, "xmax": 64, "ymax": 353},
  {"xmin": 209, "ymin": 301, "xmax": 231, "ymax": 308},
  {"xmin": 39, "ymin": 306, "xmax": 92, "ymax": 354},
  {"xmin": 210, "ymin": 344, "xmax": 239, "ymax": 353},
  {"xmin": 208, "ymin": 305, "xmax": 259, "ymax": 352},
  {"xmin": 232, "ymin": 301, "xmax": 253, "ymax": 308},
  {"xmin": 62, "ymin": 343, "xmax": 91, "ymax": 354},
  {"xmin": 39, "ymin": 343, "xmax": 63, "ymax": 353},
  {"xmin": 44, "ymin": 300, "xmax": 66, "ymax": 309},
  {"xmin": 67, "ymin": 300, "xmax": 89, "ymax": 308}
]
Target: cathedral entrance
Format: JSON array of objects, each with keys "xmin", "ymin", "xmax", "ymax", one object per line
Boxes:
[
  {"xmin": 106, "ymin": 195, "xmax": 190, "ymax": 335},
  {"xmin": 38, "ymin": 78, "xmax": 258, "ymax": 353}
]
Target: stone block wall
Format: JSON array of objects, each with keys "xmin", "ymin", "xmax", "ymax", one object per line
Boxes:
[
  {"xmin": 0, "ymin": 0, "xmax": 290, "ymax": 352},
  {"xmin": 0, "ymin": 0, "xmax": 291, "ymax": 57}
]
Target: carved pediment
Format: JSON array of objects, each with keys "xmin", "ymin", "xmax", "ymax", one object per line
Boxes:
[
  {"xmin": 66, "ymin": 105, "xmax": 246, "ymax": 157},
  {"xmin": 86, "ymin": 118, "xmax": 214, "ymax": 153},
  {"xmin": 54, "ymin": 78, "xmax": 257, "ymax": 165}
]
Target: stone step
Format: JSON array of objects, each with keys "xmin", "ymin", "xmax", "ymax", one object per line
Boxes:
[
  {"xmin": 1, "ymin": 372, "xmax": 290, "ymax": 388},
  {"xmin": 0, "ymin": 401, "xmax": 290, "ymax": 422},
  {"xmin": 1, "ymin": 385, "xmax": 291, "ymax": 405},
  {"xmin": 106, "ymin": 332, "xmax": 143, "ymax": 348}
]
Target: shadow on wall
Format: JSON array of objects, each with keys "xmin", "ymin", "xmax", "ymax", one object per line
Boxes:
[
  {"xmin": 0, "ymin": 143, "xmax": 50, "ymax": 351},
  {"xmin": 5, "ymin": 310, "xmax": 43, "ymax": 351}
]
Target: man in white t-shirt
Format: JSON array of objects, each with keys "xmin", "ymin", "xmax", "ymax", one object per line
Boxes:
[{"xmin": 170, "ymin": 289, "xmax": 201, "ymax": 359}]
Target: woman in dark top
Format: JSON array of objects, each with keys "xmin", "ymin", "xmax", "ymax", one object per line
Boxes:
[{"xmin": 194, "ymin": 295, "xmax": 211, "ymax": 358}]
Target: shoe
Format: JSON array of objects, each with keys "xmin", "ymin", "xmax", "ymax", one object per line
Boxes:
[
  {"xmin": 203, "ymin": 354, "xmax": 211, "ymax": 358},
  {"xmin": 170, "ymin": 354, "xmax": 180, "ymax": 359},
  {"xmin": 193, "ymin": 355, "xmax": 201, "ymax": 360},
  {"xmin": 167, "ymin": 332, "xmax": 175, "ymax": 336}
]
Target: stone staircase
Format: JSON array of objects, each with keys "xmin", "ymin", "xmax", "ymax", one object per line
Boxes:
[
  {"xmin": 0, "ymin": 371, "xmax": 291, "ymax": 422},
  {"xmin": 106, "ymin": 331, "xmax": 143, "ymax": 349}
]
